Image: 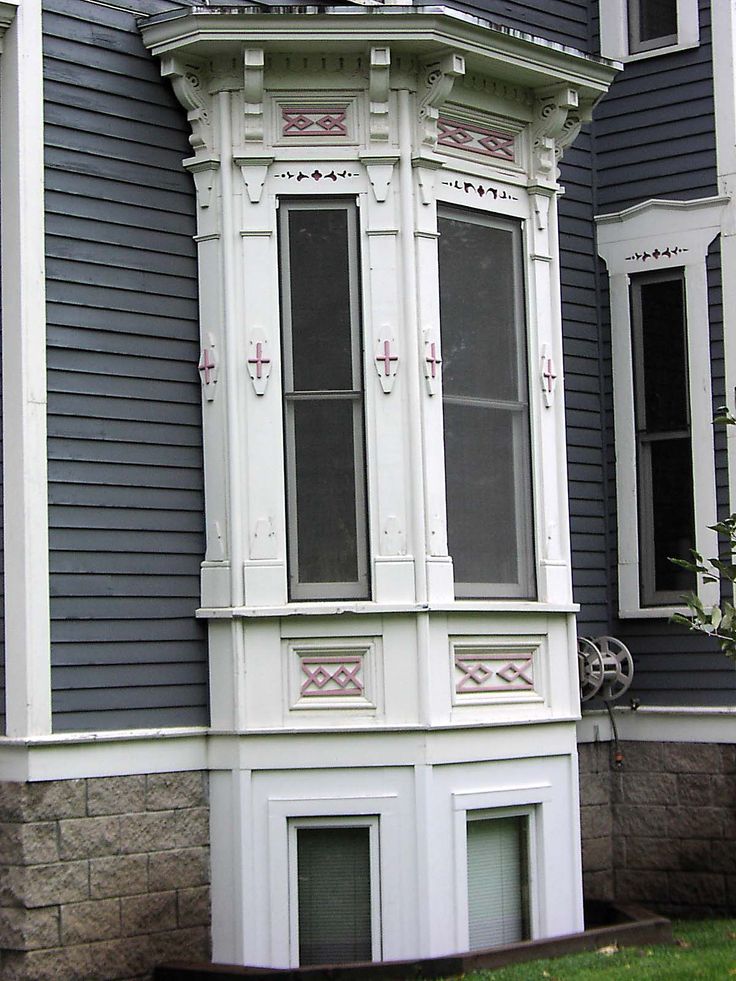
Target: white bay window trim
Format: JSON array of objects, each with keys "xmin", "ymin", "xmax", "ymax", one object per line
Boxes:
[
  {"xmin": 599, "ymin": 0, "xmax": 699, "ymax": 62},
  {"xmin": 597, "ymin": 196, "xmax": 728, "ymax": 618}
]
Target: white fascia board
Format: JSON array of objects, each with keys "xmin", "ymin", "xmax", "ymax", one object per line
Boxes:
[
  {"xmin": 140, "ymin": 7, "xmax": 619, "ymax": 103},
  {"xmin": 577, "ymin": 705, "xmax": 736, "ymax": 744}
]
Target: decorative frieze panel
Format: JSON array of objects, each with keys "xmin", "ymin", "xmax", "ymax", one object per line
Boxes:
[
  {"xmin": 288, "ymin": 640, "xmax": 381, "ymax": 712},
  {"xmin": 273, "ymin": 96, "xmax": 357, "ymax": 145},
  {"xmin": 437, "ymin": 116, "xmax": 516, "ymax": 162},
  {"xmin": 451, "ymin": 639, "xmax": 543, "ymax": 704},
  {"xmin": 281, "ymin": 106, "xmax": 349, "ymax": 138}
]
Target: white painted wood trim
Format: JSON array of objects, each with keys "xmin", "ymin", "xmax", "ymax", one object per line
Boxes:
[
  {"xmin": 577, "ymin": 704, "xmax": 736, "ymax": 744},
  {"xmin": 712, "ymin": 0, "xmax": 736, "ymax": 553},
  {"xmin": 1, "ymin": 0, "xmax": 52, "ymax": 736},
  {"xmin": 599, "ymin": 0, "xmax": 699, "ymax": 62},
  {"xmin": 597, "ymin": 197, "xmax": 726, "ymax": 617}
]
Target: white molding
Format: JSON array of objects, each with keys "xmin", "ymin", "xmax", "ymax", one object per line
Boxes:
[
  {"xmin": 596, "ymin": 196, "xmax": 728, "ymax": 618},
  {"xmin": 0, "ymin": 0, "xmax": 17, "ymax": 51},
  {"xmin": 1, "ymin": 0, "xmax": 52, "ymax": 735},
  {"xmin": 577, "ymin": 705, "xmax": 736, "ymax": 744},
  {"xmin": 712, "ymin": 0, "xmax": 736, "ymax": 540},
  {"xmin": 599, "ymin": 0, "xmax": 699, "ymax": 62},
  {"xmin": 0, "ymin": 729, "xmax": 209, "ymax": 781}
]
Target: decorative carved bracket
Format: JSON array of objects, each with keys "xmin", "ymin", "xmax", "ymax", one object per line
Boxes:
[
  {"xmin": 417, "ymin": 53, "xmax": 465, "ymax": 147},
  {"xmin": 243, "ymin": 48, "xmax": 265, "ymax": 143},
  {"xmin": 160, "ymin": 56, "xmax": 214, "ymax": 159},
  {"xmin": 531, "ymin": 86, "xmax": 584, "ymax": 183},
  {"xmin": 369, "ymin": 47, "xmax": 391, "ymax": 142},
  {"xmin": 235, "ymin": 155, "xmax": 273, "ymax": 204}
]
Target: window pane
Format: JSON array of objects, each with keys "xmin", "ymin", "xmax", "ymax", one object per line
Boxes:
[
  {"xmin": 438, "ymin": 209, "xmax": 534, "ymax": 598},
  {"xmin": 636, "ymin": 0, "xmax": 678, "ymax": 43},
  {"xmin": 438, "ymin": 217, "xmax": 518, "ymax": 402},
  {"xmin": 649, "ymin": 437, "xmax": 696, "ymax": 593},
  {"xmin": 292, "ymin": 399, "xmax": 360, "ymax": 585},
  {"xmin": 288, "ymin": 208, "xmax": 354, "ymax": 392},
  {"xmin": 297, "ymin": 827, "xmax": 372, "ymax": 965},
  {"xmin": 467, "ymin": 817, "xmax": 529, "ymax": 950},
  {"xmin": 639, "ymin": 278, "xmax": 688, "ymax": 432},
  {"xmin": 444, "ymin": 402, "xmax": 520, "ymax": 586}
]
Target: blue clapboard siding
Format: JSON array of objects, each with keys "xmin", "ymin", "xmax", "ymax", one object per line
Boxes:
[
  {"xmin": 44, "ymin": 0, "xmax": 208, "ymax": 732},
  {"xmin": 422, "ymin": 0, "xmax": 590, "ymax": 49},
  {"xmin": 593, "ymin": 0, "xmax": 717, "ymax": 214},
  {"xmin": 560, "ymin": 128, "xmax": 610, "ymax": 637},
  {"xmin": 590, "ymin": 0, "xmax": 734, "ymax": 703}
]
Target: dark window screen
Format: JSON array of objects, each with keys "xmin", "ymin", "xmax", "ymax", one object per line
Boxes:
[
  {"xmin": 631, "ymin": 272, "xmax": 695, "ymax": 603},
  {"xmin": 629, "ymin": 0, "xmax": 678, "ymax": 51},
  {"xmin": 438, "ymin": 211, "xmax": 534, "ymax": 598}
]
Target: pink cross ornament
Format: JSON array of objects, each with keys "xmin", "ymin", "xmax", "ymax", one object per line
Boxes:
[
  {"xmin": 247, "ymin": 330, "xmax": 272, "ymax": 395},
  {"xmin": 198, "ymin": 334, "xmax": 218, "ymax": 402},
  {"xmin": 374, "ymin": 334, "xmax": 399, "ymax": 393}
]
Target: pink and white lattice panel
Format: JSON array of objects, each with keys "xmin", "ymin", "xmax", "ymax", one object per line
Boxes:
[
  {"xmin": 437, "ymin": 116, "xmax": 517, "ymax": 162},
  {"xmin": 288, "ymin": 640, "xmax": 380, "ymax": 712},
  {"xmin": 273, "ymin": 98, "xmax": 357, "ymax": 145},
  {"xmin": 451, "ymin": 640, "xmax": 543, "ymax": 704}
]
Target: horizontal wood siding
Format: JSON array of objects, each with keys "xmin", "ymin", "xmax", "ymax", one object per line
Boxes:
[
  {"xmin": 560, "ymin": 128, "xmax": 610, "ymax": 636},
  {"xmin": 44, "ymin": 0, "xmax": 207, "ymax": 732},
  {"xmin": 424, "ymin": 0, "xmax": 590, "ymax": 49},
  {"xmin": 593, "ymin": 0, "xmax": 717, "ymax": 214}
]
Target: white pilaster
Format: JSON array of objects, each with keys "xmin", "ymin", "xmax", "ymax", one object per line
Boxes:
[{"xmin": 1, "ymin": 0, "xmax": 52, "ymax": 736}]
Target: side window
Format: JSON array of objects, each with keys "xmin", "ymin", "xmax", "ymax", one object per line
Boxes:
[
  {"xmin": 279, "ymin": 200, "xmax": 370, "ymax": 601},
  {"xmin": 630, "ymin": 271, "xmax": 696, "ymax": 606},
  {"xmin": 437, "ymin": 208, "xmax": 535, "ymax": 599},
  {"xmin": 628, "ymin": 0, "xmax": 678, "ymax": 54},
  {"xmin": 290, "ymin": 820, "xmax": 380, "ymax": 965},
  {"xmin": 466, "ymin": 814, "xmax": 530, "ymax": 949}
]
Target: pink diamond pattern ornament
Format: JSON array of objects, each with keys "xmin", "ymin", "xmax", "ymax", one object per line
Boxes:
[
  {"xmin": 374, "ymin": 334, "xmax": 399, "ymax": 393},
  {"xmin": 455, "ymin": 651, "xmax": 535, "ymax": 695},
  {"xmin": 247, "ymin": 330, "xmax": 272, "ymax": 396},
  {"xmin": 300, "ymin": 655, "xmax": 364, "ymax": 698},
  {"xmin": 282, "ymin": 107, "xmax": 348, "ymax": 139},
  {"xmin": 438, "ymin": 117, "xmax": 516, "ymax": 162},
  {"xmin": 198, "ymin": 334, "xmax": 218, "ymax": 402}
]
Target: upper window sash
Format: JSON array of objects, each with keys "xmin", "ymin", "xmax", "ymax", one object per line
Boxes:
[
  {"xmin": 437, "ymin": 207, "xmax": 536, "ymax": 600},
  {"xmin": 628, "ymin": 0, "xmax": 678, "ymax": 53},
  {"xmin": 600, "ymin": 0, "xmax": 699, "ymax": 61},
  {"xmin": 279, "ymin": 198, "xmax": 370, "ymax": 601}
]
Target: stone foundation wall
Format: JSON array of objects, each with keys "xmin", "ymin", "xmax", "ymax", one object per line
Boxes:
[
  {"xmin": 0, "ymin": 771, "xmax": 210, "ymax": 981},
  {"xmin": 579, "ymin": 740, "xmax": 736, "ymax": 917}
]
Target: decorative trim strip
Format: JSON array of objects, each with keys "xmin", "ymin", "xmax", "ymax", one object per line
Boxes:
[
  {"xmin": 300, "ymin": 654, "xmax": 364, "ymax": 698},
  {"xmin": 281, "ymin": 106, "xmax": 348, "ymax": 138},
  {"xmin": 440, "ymin": 178, "xmax": 518, "ymax": 202},
  {"xmin": 273, "ymin": 168, "xmax": 360, "ymax": 183},
  {"xmin": 454, "ymin": 651, "xmax": 534, "ymax": 695},
  {"xmin": 438, "ymin": 117, "xmax": 515, "ymax": 161},
  {"xmin": 625, "ymin": 245, "xmax": 689, "ymax": 262}
]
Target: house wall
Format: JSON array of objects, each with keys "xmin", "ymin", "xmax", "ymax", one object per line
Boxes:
[{"xmin": 42, "ymin": 0, "xmax": 209, "ymax": 732}]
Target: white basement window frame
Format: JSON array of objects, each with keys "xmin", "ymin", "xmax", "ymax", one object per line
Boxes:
[
  {"xmin": 596, "ymin": 196, "xmax": 727, "ymax": 618},
  {"xmin": 287, "ymin": 815, "xmax": 382, "ymax": 966},
  {"xmin": 599, "ymin": 0, "xmax": 699, "ymax": 61}
]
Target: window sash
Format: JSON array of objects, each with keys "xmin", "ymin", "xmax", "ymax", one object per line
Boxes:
[
  {"xmin": 630, "ymin": 270, "xmax": 696, "ymax": 606},
  {"xmin": 279, "ymin": 199, "xmax": 370, "ymax": 601},
  {"xmin": 628, "ymin": 0, "xmax": 679, "ymax": 53},
  {"xmin": 437, "ymin": 207, "xmax": 535, "ymax": 599}
]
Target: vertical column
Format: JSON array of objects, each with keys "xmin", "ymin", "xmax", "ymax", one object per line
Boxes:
[{"xmin": 1, "ymin": 0, "xmax": 52, "ymax": 736}]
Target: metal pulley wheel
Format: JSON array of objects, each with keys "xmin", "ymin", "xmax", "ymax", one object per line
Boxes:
[
  {"xmin": 578, "ymin": 636, "xmax": 604, "ymax": 702},
  {"xmin": 595, "ymin": 635, "xmax": 634, "ymax": 702}
]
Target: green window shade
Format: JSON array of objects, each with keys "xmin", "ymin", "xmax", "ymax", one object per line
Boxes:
[
  {"xmin": 467, "ymin": 816, "xmax": 529, "ymax": 950},
  {"xmin": 297, "ymin": 826, "xmax": 372, "ymax": 965}
]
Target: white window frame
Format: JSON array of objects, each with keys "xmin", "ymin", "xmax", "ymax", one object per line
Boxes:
[
  {"xmin": 596, "ymin": 197, "xmax": 728, "ymax": 618},
  {"xmin": 599, "ymin": 0, "xmax": 699, "ymax": 62},
  {"xmin": 287, "ymin": 815, "xmax": 382, "ymax": 966}
]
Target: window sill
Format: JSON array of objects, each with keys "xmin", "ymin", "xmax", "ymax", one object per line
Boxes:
[
  {"xmin": 618, "ymin": 605, "xmax": 690, "ymax": 619},
  {"xmin": 197, "ymin": 600, "xmax": 579, "ymax": 619},
  {"xmin": 620, "ymin": 39, "xmax": 699, "ymax": 63}
]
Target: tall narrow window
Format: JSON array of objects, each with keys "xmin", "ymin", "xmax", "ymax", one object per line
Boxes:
[
  {"xmin": 438, "ymin": 208, "xmax": 535, "ymax": 599},
  {"xmin": 628, "ymin": 0, "xmax": 678, "ymax": 53},
  {"xmin": 467, "ymin": 815, "xmax": 530, "ymax": 950},
  {"xmin": 279, "ymin": 200, "xmax": 369, "ymax": 600},
  {"xmin": 295, "ymin": 824, "xmax": 376, "ymax": 965},
  {"xmin": 631, "ymin": 270, "xmax": 696, "ymax": 606}
]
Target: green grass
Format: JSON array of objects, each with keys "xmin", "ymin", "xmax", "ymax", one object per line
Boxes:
[{"xmin": 459, "ymin": 919, "xmax": 736, "ymax": 980}]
